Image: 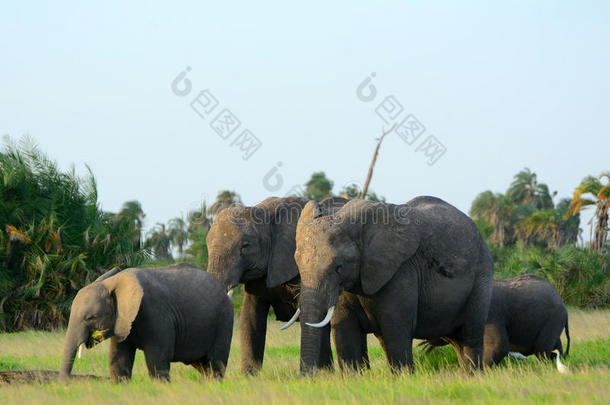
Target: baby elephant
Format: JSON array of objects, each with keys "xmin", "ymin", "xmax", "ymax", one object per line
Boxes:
[
  {"xmin": 60, "ymin": 263, "xmax": 233, "ymax": 382},
  {"xmin": 422, "ymin": 274, "xmax": 570, "ymax": 366}
]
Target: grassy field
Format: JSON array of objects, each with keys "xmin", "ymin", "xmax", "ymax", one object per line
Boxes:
[{"xmin": 0, "ymin": 309, "xmax": 608, "ymax": 404}]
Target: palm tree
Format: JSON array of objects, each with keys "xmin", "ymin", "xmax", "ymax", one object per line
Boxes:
[
  {"xmin": 470, "ymin": 191, "xmax": 513, "ymax": 246},
  {"xmin": 569, "ymin": 172, "xmax": 610, "ymax": 251},
  {"xmin": 519, "ymin": 209, "xmax": 560, "ymax": 248},
  {"xmin": 507, "ymin": 168, "xmax": 555, "ymax": 209},
  {"xmin": 555, "ymin": 198, "xmax": 580, "ymax": 245},
  {"xmin": 118, "ymin": 200, "xmax": 145, "ymax": 248},
  {"xmin": 168, "ymin": 217, "xmax": 188, "ymax": 256},
  {"xmin": 209, "ymin": 190, "xmax": 242, "ymax": 216},
  {"xmin": 145, "ymin": 223, "xmax": 172, "ymax": 261},
  {"xmin": 507, "ymin": 168, "xmax": 538, "ymax": 205},
  {"xmin": 0, "ymin": 136, "xmax": 147, "ymax": 331}
]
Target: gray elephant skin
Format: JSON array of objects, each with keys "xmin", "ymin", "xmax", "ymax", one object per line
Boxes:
[
  {"xmin": 206, "ymin": 196, "xmax": 347, "ymax": 374},
  {"xmin": 295, "ymin": 196, "xmax": 494, "ymax": 374},
  {"xmin": 421, "ymin": 274, "xmax": 570, "ymax": 365},
  {"xmin": 60, "ymin": 263, "xmax": 233, "ymax": 382}
]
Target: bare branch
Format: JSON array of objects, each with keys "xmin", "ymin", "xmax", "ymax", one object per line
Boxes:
[{"xmin": 361, "ymin": 124, "xmax": 396, "ymax": 199}]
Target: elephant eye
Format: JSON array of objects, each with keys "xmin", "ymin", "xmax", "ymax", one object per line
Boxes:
[
  {"xmin": 334, "ymin": 264, "xmax": 343, "ymax": 274},
  {"xmin": 240, "ymin": 242, "xmax": 251, "ymax": 255},
  {"xmin": 85, "ymin": 315, "xmax": 95, "ymax": 321}
]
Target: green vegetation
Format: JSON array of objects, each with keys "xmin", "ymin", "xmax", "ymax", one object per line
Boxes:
[
  {"xmin": 304, "ymin": 171, "xmax": 334, "ymax": 201},
  {"xmin": 470, "ymin": 168, "xmax": 580, "ymax": 248},
  {"xmin": 1, "ymin": 138, "xmax": 608, "ymax": 333},
  {"xmin": 491, "ymin": 243, "xmax": 609, "ymax": 307},
  {"xmin": 0, "ymin": 137, "xmax": 148, "ymax": 332},
  {"xmin": 568, "ymin": 172, "xmax": 610, "ymax": 252},
  {"xmin": 0, "ymin": 309, "xmax": 608, "ymax": 404}
]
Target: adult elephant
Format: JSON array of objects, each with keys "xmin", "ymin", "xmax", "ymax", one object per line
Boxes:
[
  {"xmin": 295, "ymin": 196, "xmax": 494, "ymax": 374},
  {"xmin": 206, "ymin": 196, "xmax": 347, "ymax": 374}
]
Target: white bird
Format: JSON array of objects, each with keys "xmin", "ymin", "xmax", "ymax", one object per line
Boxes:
[
  {"xmin": 508, "ymin": 351, "xmax": 528, "ymax": 360},
  {"xmin": 551, "ymin": 349, "xmax": 569, "ymax": 374}
]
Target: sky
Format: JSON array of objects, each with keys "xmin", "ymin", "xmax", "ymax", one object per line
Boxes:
[{"xmin": 1, "ymin": 1, "xmax": 608, "ymax": 237}]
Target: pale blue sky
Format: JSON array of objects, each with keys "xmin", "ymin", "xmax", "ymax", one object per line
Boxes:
[{"xmin": 1, "ymin": 1, "xmax": 608, "ymax": 236}]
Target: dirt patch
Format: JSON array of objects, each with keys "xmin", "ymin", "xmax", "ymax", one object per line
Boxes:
[{"xmin": 0, "ymin": 370, "xmax": 104, "ymax": 384}]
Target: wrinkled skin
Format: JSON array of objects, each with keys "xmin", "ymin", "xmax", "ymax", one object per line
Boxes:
[
  {"xmin": 421, "ymin": 274, "xmax": 570, "ymax": 365},
  {"xmin": 206, "ymin": 196, "xmax": 347, "ymax": 375},
  {"xmin": 295, "ymin": 196, "xmax": 494, "ymax": 375},
  {"xmin": 60, "ymin": 263, "xmax": 233, "ymax": 382}
]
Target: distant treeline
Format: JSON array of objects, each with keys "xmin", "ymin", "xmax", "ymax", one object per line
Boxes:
[{"xmin": 1, "ymin": 137, "xmax": 608, "ymax": 331}]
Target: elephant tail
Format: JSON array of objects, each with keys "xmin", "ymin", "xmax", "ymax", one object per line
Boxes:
[
  {"xmin": 564, "ymin": 316, "xmax": 571, "ymax": 357},
  {"xmin": 418, "ymin": 337, "xmax": 450, "ymax": 355}
]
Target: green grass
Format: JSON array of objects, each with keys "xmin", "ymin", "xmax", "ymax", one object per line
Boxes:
[{"xmin": 0, "ymin": 309, "xmax": 608, "ymax": 404}]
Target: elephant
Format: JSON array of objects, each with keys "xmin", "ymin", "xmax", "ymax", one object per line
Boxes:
[
  {"xmin": 206, "ymin": 196, "xmax": 347, "ymax": 375},
  {"xmin": 421, "ymin": 274, "xmax": 570, "ymax": 365},
  {"xmin": 60, "ymin": 263, "xmax": 233, "ymax": 382},
  {"xmin": 294, "ymin": 196, "xmax": 494, "ymax": 374}
]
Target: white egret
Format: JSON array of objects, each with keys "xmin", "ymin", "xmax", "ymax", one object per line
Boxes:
[{"xmin": 551, "ymin": 349, "xmax": 569, "ymax": 374}]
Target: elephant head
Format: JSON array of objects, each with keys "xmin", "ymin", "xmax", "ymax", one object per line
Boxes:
[
  {"xmin": 59, "ymin": 268, "xmax": 143, "ymax": 380},
  {"xmin": 206, "ymin": 197, "xmax": 308, "ymax": 292},
  {"xmin": 295, "ymin": 199, "xmax": 419, "ymax": 374}
]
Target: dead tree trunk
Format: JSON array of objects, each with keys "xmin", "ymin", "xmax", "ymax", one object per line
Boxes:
[{"xmin": 361, "ymin": 124, "xmax": 396, "ymax": 199}]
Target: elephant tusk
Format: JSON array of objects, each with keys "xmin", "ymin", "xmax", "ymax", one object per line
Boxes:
[
  {"xmin": 77, "ymin": 343, "xmax": 86, "ymax": 359},
  {"xmin": 279, "ymin": 308, "xmax": 300, "ymax": 331},
  {"xmin": 305, "ymin": 306, "xmax": 335, "ymax": 328},
  {"xmin": 227, "ymin": 288, "xmax": 234, "ymax": 298}
]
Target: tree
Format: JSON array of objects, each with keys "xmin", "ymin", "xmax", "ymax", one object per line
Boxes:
[
  {"xmin": 168, "ymin": 217, "xmax": 188, "ymax": 256},
  {"xmin": 470, "ymin": 191, "xmax": 513, "ymax": 246},
  {"xmin": 569, "ymin": 172, "xmax": 610, "ymax": 251},
  {"xmin": 555, "ymin": 199, "xmax": 580, "ymax": 246},
  {"xmin": 361, "ymin": 125, "xmax": 394, "ymax": 198},
  {"xmin": 185, "ymin": 202, "xmax": 211, "ymax": 268},
  {"xmin": 118, "ymin": 200, "xmax": 145, "ymax": 249},
  {"xmin": 145, "ymin": 223, "xmax": 172, "ymax": 261},
  {"xmin": 519, "ymin": 209, "xmax": 561, "ymax": 248},
  {"xmin": 507, "ymin": 168, "xmax": 554, "ymax": 210},
  {"xmin": 209, "ymin": 190, "xmax": 242, "ymax": 216},
  {"xmin": 339, "ymin": 183, "xmax": 385, "ymax": 202},
  {"xmin": 0, "ymin": 136, "xmax": 147, "ymax": 331},
  {"xmin": 304, "ymin": 172, "xmax": 334, "ymax": 201}
]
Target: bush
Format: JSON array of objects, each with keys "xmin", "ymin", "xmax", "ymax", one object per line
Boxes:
[
  {"xmin": 0, "ymin": 137, "xmax": 149, "ymax": 331},
  {"xmin": 490, "ymin": 242, "xmax": 609, "ymax": 308}
]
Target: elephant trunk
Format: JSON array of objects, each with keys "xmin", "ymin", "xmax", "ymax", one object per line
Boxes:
[
  {"xmin": 207, "ymin": 254, "xmax": 242, "ymax": 292},
  {"xmin": 299, "ymin": 286, "xmax": 337, "ymax": 375},
  {"xmin": 60, "ymin": 319, "xmax": 88, "ymax": 380}
]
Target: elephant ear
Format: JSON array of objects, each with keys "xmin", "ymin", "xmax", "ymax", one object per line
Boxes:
[
  {"xmin": 94, "ymin": 267, "xmax": 121, "ymax": 283},
  {"xmin": 101, "ymin": 272, "xmax": 143, "ymax": 342},
  {"xmin": 265, "ymin": 198, "xmax": 309, "ymax": 288},
  {"xmin": 360, "ymin": 203, "xmax": 420, "ymax": 295}
]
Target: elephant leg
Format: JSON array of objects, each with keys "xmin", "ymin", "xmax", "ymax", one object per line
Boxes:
[
  {"xmin": 108, "ymin": 337, "xmax": 136, "ymax": 383},
  {"xmin": 143, "ymin": 347, "xmax": 171, "ymax": 381},
  {"xmin": 374, "ymin": 274, "xmax": 418, "ymax": 373},
  {"xmin": 456, "ymin": 274, "xmax": 492, "ymax": 372},
  {"xmin": 208, "ymin": 314, "xmax": 233, "ymax": 379},
  {"xmin": 318, "ymin": 324, "xmax": 334, "ymax": 369},
  {"xmin": 482, "ymin": 323, "xmax": 509, "ymax": 367},
  {"xmin": 332, "ymin": 308, "xmax": 368, "ymax": 372},
  {"xmin": 191, "ymin": 356, "xmax": 226, "ymax": 380},
  {"xmin": 379, "ymin": 330, "xmax": 413, "ymax": 373},
  {"xmin": 240, "ymin": 291, "xmax": 270, "ymax": 375},
  {"xmin": 191, "ymin": 357, "xmax": 212, "ymax": 377},
  {"xmin": 534, "ymin": 318, "xmax": 565, "ymax": 359}
]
